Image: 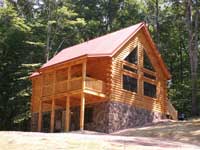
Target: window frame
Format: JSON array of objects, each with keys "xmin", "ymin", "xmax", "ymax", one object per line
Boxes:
[
  {"xmin": 121, "ymin": 45, "xmax": 158, "ymax": 99},
  {"xmin": 143, "ymin": 81, "xmax": 157, "ymax": 98},
  {"xmin": 122, "ymin": 74, "xmax": 138, "ymax": 93},
  {"xmin": 121, "ymin": 54, "xmax": 138, "ymax": 94}
]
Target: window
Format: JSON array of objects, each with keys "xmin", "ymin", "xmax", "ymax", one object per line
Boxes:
[
  {"xmin": 125, "ymin": 47, "xmax": 138, "ymax": 64},
  {"xmin": 123, "ymin": 65, "xmax": 137, "ymax": 73},
  {"xmin": 144, "ymin": 82, "xmax": 156, "ymax": 98},
  {"xmin": 144, "ymin": 73, "xmax": 156, "ymax": 80},
  {"xmin": 123, "ymin": 75, "xmax": 137, "ymax": 92},
  {"xmin": 144, "ymin": 50, "xmax": 154, "ymax": 71},
  {"xmin": 84, "ymin": 107, "xmax": 93, "ymax": 124},
  {"xmin": 122, "ymin": 47, "xmax": 138, "ymax": 93}
]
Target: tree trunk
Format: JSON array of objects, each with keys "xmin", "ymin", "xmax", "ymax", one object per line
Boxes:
[
  {"xmin": 185, "ymin": 0, "xmax": 199, "ymax": 116},
  {"xmin": 155, "ymin": 0, "xmax": 160, "ymax": 50},
  {"xmin": 45, "ymin": 0, "xmax": 52, "ymax": 62},
  {"xmin": 179, "ymin": 37, "xmax": 183, "ymax": 82}
]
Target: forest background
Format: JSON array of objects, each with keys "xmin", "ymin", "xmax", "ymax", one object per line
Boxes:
[{"xmin": 0, "ymin": 0, "xmax": 199, "ymax": 130}]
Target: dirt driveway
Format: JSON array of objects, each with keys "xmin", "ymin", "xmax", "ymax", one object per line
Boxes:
[{"xmin": 0, "ymin": 131, "xmax": 199, "ymax": 150}]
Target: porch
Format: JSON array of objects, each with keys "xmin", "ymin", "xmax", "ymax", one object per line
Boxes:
[
  {"xmin": 36, "ymin": 58, "xmax": 110, "ymax": 132},
  {"xmin": 36, "ymin": 93, "xmax": 107, "ymax": 133}
]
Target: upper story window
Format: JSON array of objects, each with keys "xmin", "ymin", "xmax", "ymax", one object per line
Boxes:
[
  {"xmin": 122, "ymin": 47, "xmax": 158, "ymax": 97},
  {"xmin": 144, "ymin": 50, "xmax": 154, "ymax": 71},
  {"xmin": 123, "ymin": 65, "xmax": 137, "ymax": 74},
  {"xmin": 143, "ymin": 50, "xmax": 157, "ymax": 98},
  {"xmin": 125, "ymin": 47, "xmax": 138, "ymax": 64},
  {"xmin": 122, "ymin": 47, "xmax": 138, "ymax": 93}
]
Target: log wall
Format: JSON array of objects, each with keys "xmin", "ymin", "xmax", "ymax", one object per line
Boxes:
[{"xmin": 110, "ymin": 29, "xmax": 168, "ymax": 114}]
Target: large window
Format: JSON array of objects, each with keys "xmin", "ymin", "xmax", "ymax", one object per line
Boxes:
[
  {"xmin": 122, "ymin": 47, "xmax": 138, "ymax": 93},
  {"xmin": 143, "ymin": 49, "xmax": 157, "ymax": 98},
  {"xmin": 123, "ymin": 65, "xmax": 137, "ymax": 73},
  {"xmin": 122, "ymin": 46, "xmax": 158, "ymax": 97},
  {"xmin": 123, "ymin": 75, "xmax": 137, "ymax": 93},
  {"xmin": 144, "ymin": 50, "xmax": 154, "ymax": 71},
  {"xmin": 125, "ymin": 47, "xmax": 138, "ymax": 64},
  {"xmin": 144, "ymin": 82, "xmax": 156, "ymax": 98}
]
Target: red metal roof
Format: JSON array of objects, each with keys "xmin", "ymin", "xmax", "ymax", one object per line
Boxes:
[
  {"xmin": 41, "ymin": 22, "xmax": 144, "ymax": 69},
  {"xmin": 30, "ymin": 22, "xmax": 171, "ymax": 79}
]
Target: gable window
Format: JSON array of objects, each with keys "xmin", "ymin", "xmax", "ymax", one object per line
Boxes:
[
  {"xmin": 122, "ymin": 47, "xmax": 138, "ymax": 93},
  {"xmin": 123, "ymin": 75, "xmax": 137, "ymax": 93},
  {"xmin": 144, "ymin": 82, "xmax": 156, "ymax": 98},
  {"xmin": 144, "ymin": 72, "xmax": 156, "ymax": 80},
  {"xmin": 125, "ymin": 47, "xmax": 138, "ymax": 64},
  {"xmin": 123, "ymin": 65, "xmax": 137, "ymax": 73},
  {"xmin": 144, "ymin": 50, "xmax": 154, "ymax": 71},
  {"xmin": 84, "ymin": 107, "xmax": 93, "ymax": 124}
]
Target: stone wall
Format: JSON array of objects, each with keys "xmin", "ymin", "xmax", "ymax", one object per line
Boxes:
[{"xmin": 108, "ymin": 101, "xmax": 165, "ymax": 133}]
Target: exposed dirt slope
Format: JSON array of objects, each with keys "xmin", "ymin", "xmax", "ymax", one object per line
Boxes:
[{"xmin": 113, "ymin": 118, "xmax": 200, "ymax": 146}]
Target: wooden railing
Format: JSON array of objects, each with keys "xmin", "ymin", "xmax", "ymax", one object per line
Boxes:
[
  {"xmin": 85, "ymin": 77, "xmax": 105, "ymax": 93},
  {"xmin": 167, "ymin": 100, "xmax": 178, "ymax": 120},
  {"xmin": 42, "ymin": 77, "xmax": 105, "ymax": 97}
]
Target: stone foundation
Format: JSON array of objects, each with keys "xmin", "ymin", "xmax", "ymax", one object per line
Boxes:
[
  {"xmin": 107, "ymin": 101, "xmax": 165, "ymax": 133},
  {"xmin": 31, "ymin": 101, "xmax": 165, "ymax": 133}
]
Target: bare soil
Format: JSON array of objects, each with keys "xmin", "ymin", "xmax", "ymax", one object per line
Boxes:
[
  {"xmin": 113, "ymin": 118, "xmax": 200, "ymax": 146},
  {"xmin": 0, "ymin": 119, "xmax": 199, "ymax": 150}
]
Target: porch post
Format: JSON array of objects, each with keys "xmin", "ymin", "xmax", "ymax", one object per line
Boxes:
[
  {"xmin": 38, "ymin": 99, "xmax": 42, "ymax": 132},
  {"xmin": 50, "ymin": 98, "xmax": 55, "ymax": 132},
  {"xmin": 80, "ymin": 92, "xmax": 85, "ymax": 131},
  {"xmin": 80, "ymin": 61, "xmax": 86, "ymax": 131},
  {"xmin": 50, "ymin": 71, "xmax": 56, "ymax": 133},
  {"xmin": 67, "ymin": 66, "xmax": 71, "ymax": 91},
  {"xmin": 65, "ymin": 95, "xmax": 70, "ymax": 132},
  {"xmin": 82, "ymin": 61, "xmax": 86, "ymax": 89}
]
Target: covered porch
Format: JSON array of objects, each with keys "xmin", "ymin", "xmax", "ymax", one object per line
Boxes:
[{"xmin": 33, "ymin": 57, "xmax": 111, "ymax": 132}]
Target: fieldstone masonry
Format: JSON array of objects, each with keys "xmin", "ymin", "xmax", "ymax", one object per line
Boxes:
[{"xmin": 107, "ymin": 101, "xmax": 165, "ymax": 133}]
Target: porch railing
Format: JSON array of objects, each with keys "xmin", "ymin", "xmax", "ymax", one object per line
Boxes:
[
  {"xmin": 42, "ymin": 77, "xmax": 105, "ymax": 97},
  {"xmin": 85, "ymin": 77, "xmax": 105, "ymax": 93},
  {"xmin": 167, "ymin": 100, "xmax": 178, "ymax": 120}
]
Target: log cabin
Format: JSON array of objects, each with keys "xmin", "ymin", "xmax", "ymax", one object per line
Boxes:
[{"xmin": 30, "ymin": 22, "xmax": 177, "ymax": 133}]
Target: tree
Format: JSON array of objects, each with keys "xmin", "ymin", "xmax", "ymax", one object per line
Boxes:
[
  {"xmin": 0, "ymin": 3, "xmax": 32, "ymax": 130},
  {"xmin": 185, "ymin": 0, "xmax": 199, "ymax": 116}
]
